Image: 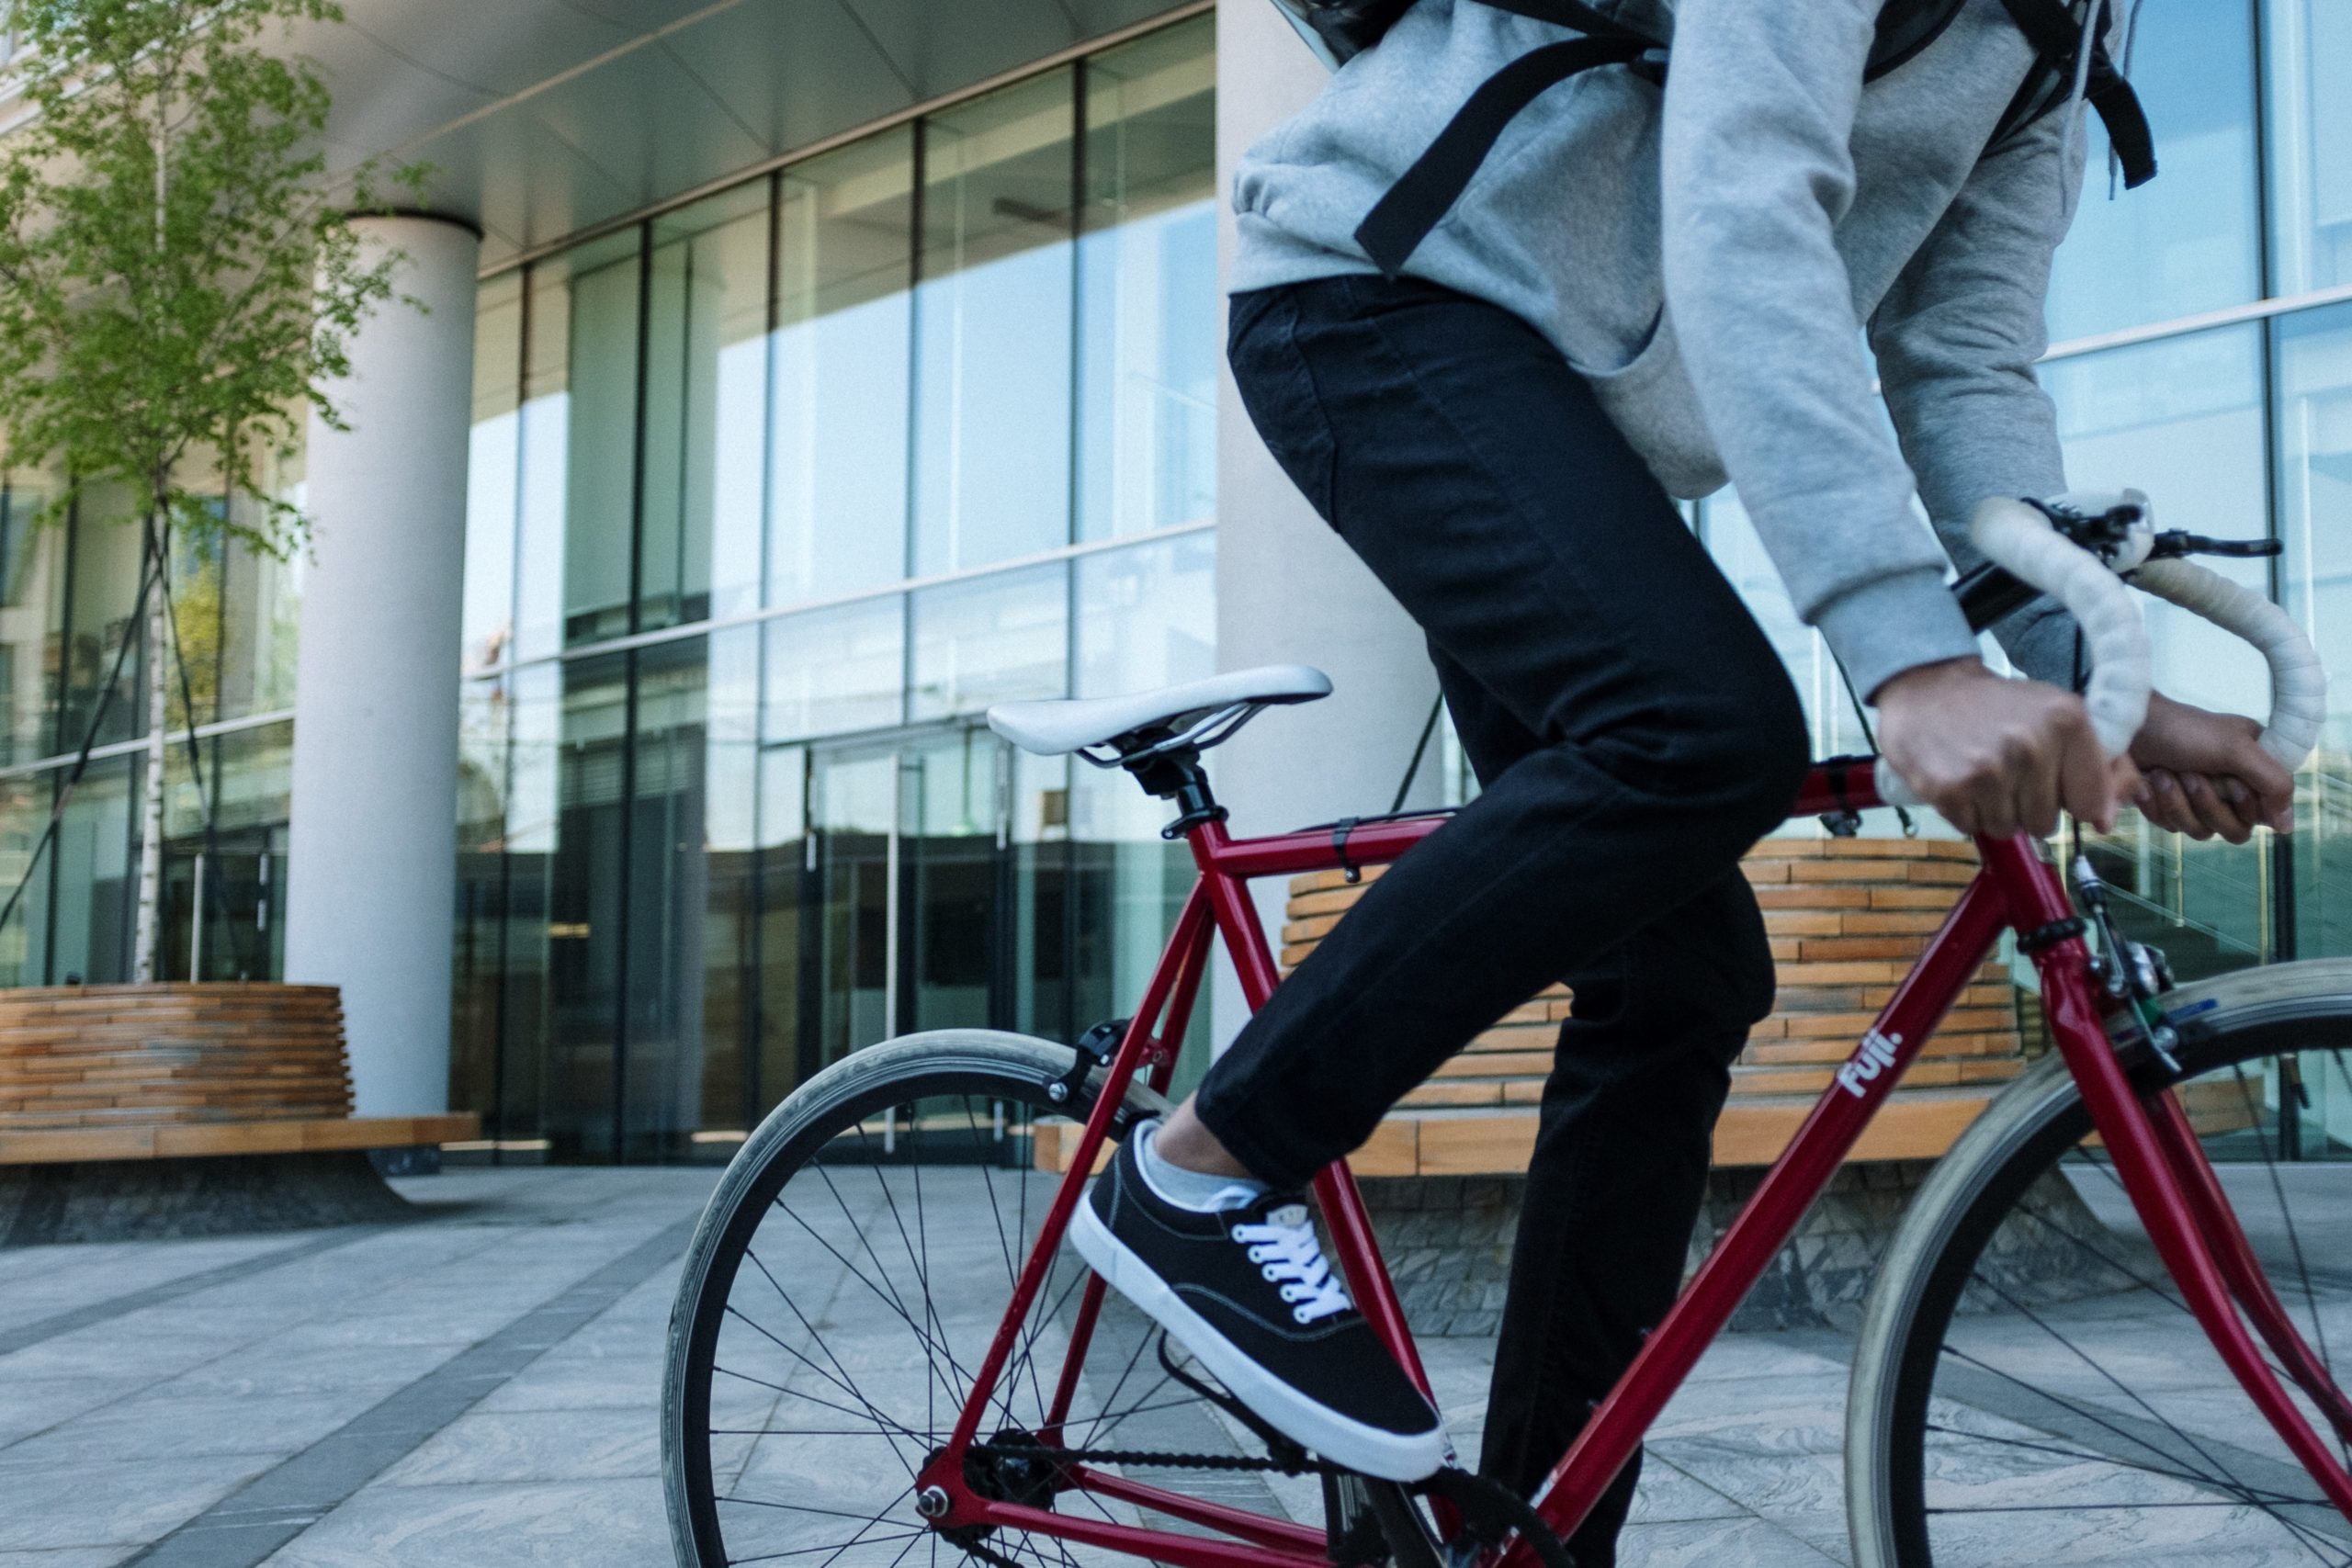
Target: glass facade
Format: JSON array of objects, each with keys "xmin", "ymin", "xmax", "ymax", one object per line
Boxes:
[
  {"xmin": 5, "ymin": 4, "xmax": 2346, "ymax": 1163},
  {"xmin": 0, "ymin": 450, "xmax": 300, "ymax": 991},
  {"xmin": 453, "ymin": 16, "xmax": 1216, "ymax": 1160}
]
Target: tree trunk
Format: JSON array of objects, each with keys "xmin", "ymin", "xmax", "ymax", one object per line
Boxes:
[{"xmin": 130, "ymin": 513, "xmax": 170, "ymax": 984}]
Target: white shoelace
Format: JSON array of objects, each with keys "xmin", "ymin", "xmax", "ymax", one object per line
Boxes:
[{"xmin": 1231, "ymin": 1205, "xmax": 1353, "ymax": 1325}]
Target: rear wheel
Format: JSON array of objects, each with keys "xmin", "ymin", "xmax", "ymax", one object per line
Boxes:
[
  {"xmin": 663, "ymin": 1031, "xmax": 1336, "ymax": 1566},
  {"xmin": 1848, "ymin": 959, "xmax": 2352, "ymax": 1568}
]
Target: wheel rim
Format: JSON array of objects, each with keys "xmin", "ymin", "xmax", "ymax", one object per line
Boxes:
[
  {"xmin": 673, "ymin": 1072, "xmax": 1312, "ymax": 1567},
  {"xmin": 1888, "ymin": 1043, "xmax": 2352, "ymax": 1567}
]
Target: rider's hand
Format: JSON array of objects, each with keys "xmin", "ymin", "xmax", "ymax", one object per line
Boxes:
[
  {"xmin": 1874, "ymin": 657, "xmax": 2139, "ymax": 838},
  {"xmin": 2128, "ymin": 692, "xmax": 2294, "ymax": 844}
]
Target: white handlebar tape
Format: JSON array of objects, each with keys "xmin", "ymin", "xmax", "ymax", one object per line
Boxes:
[
  {"xmin": 2130, "ymin": 558, "xmax": 2325, "ymax": 774},
  {"xmin": 1874, "ymin": 498, "xmax": 2153, "ymax": 810}
]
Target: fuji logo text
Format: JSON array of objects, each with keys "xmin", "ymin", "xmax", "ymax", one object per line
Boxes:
[{"xmin": 1836, "ymin": 1029, "xmax": 1904, "ymax": 1099}]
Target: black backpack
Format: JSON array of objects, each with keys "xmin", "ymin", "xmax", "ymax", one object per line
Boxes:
[{"xmin": 1270, "ymin": 0, "xmax": 2155, "ymax": 276}]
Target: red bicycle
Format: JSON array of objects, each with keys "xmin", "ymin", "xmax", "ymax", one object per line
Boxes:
[{"xmin": 663, "ymin": 497, "xmax": 2352, "ymax": 1568}]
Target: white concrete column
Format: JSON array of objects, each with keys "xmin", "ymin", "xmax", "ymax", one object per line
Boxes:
[
  {"xmin": 1213, "ymin": 8, "xmax": 1442, "ymax": 1048},
  {"xmin": 286, "ymin": 215, "xmax": 480, "ymax": 1117}
]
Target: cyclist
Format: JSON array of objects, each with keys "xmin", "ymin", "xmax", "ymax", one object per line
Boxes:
[{"xmin": 1068, "ymin": 2, "xmax": 2298, "ymax": 1562}]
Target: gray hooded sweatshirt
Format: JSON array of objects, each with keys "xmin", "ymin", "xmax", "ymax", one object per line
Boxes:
[{"xmin": 1232, "ymin": 0, "xmax": 2106, "ymax": 700}]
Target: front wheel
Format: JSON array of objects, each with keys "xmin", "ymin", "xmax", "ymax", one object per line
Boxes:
[{"xmin": 1847, "ymin": 958, "xmax": 2352, "ymax": 1568}]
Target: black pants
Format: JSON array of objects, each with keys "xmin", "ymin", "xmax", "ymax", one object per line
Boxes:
[{"xmin": 1196, "ymin": 275, "xmax": 1811, "ymax": 1562}]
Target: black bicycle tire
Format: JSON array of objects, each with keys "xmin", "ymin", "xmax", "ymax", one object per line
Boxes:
[
  {"xmin": 661, "ymin": 1029, "xmax": 1170, "ymax": 1568},
  {"xmin": 1845, "ymin": 955, "xmax": 2352, "ymax": 1568}
]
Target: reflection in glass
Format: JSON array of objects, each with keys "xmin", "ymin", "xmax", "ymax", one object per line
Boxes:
[
  {"xmin": 547, "ymin": 653, "xmax": 630, "ymax": 1159},
  {"xmin": 2263, "ymin": 0, "xmax": 2352, "ymax": 294},
  {"xmin": 1075, "ymin": 533, "xmax": 1214, "ymax": 698},
  {"xmin": 754, "ymin": 741, "xmax": 806, "ymax": 1113},
  {"xmin": 0, "ymin": 772, "xmax": 50, "ymax": 987},
  {"xmin": 514, "ymin": 231, "xmax": 643, "ymax": 659},
  {"xmin": 1078, "ymin": 17, "xmax": 1217, "ymax": 541},
  {"xmin": 910, "ymin": 563, "xmax": 1069, "ymax": 721},
  {"xmin": 59, "ymin": 490, "xmax": 148, "ymax": 752},
  {"xmin": 2047, "ymin": 328, "xmax": 2270, "ymax": 974},
  {"xmin": 622, "ymin": 636, "xmax": 750, "ymax": 1159},
  {"xmin": 157, "ymin": 722, "xmax": 289, "ymax": 983},
  {"xmin": 499, "ymin": 661, "xmax": 560, "ymax": 1145},
  {"xmin": 913, "ymin": 73, "xmax": 1076, "ymax": 576},
  {"xmin": 48, "ymin": 756, "xmax": 133, "ymax": 984},
  {"xmin": 901, "ymin": 730, "xmax": 1003, "ymax": 1037},
  {"xmin": 763, "ymin": 597, "xmax": 905, "ymax": 741},
  {"xmin": 645, "ymin": 187, "xmax": 772, "ymax": 632},
  {"xmin": 463, "ymin": 272, "xmax": 523, "ymax": 674},
  {"xmin": 454, "ymin": 676, "xmax": 509, "ymax": 1124},
  {"xmin": 770, "ymin": 133, "xmax": 915, "ymax": 607},
  {"xmin": 809, "ymin": 744, "xmax": 896, "ymax": 1067},
  {"xmin": 2277, "ymin": 304, "xmax": 2352, "ymax": 964},
  {"xmin": 0, "ymin": 468, "xmax": 66, "ymax": 764},
  {"xmin": 2044, "ymin": 0, "xmax": 2258, "ymax": 342}
]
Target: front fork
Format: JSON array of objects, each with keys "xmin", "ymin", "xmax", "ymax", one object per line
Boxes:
[{"xmin": 1996, "ymin": 835, "xmax": 2352, "ymax": 1517}]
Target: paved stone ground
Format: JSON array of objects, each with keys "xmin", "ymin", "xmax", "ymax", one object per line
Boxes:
[{"xmin": 1, "ymin": 1165, "xmax": 2345, "ymax": 1567}]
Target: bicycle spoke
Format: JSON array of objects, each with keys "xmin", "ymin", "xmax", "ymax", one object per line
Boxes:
[{"xmin": 2233, "ymin": 1063, "xmax": 2351, "ymax": 1474}]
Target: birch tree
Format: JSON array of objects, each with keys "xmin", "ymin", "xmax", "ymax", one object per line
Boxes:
[{"xmin": 0, "ymin": 0, "xmax": 418, "ymax": 981}]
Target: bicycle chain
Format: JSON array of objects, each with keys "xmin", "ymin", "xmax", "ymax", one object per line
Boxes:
[{"xmin": 943, "ymin": 1438, "xmax": 1577, "ymax": 1568}]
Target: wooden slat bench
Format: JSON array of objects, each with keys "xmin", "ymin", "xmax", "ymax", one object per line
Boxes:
[
  {"xmin": 1279, "ymin": 836, "xmax": 2023, "ymax": 1177},
  {"xmin": 0, "ymin": 983, "xmax": 474, "ymax": 1168}
]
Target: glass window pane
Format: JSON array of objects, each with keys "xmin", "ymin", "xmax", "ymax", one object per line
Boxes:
[
  {"xmin": 499, "ymin": 661, "xmax": 560, "ymax": 1147},
  {"xmin": 753, "ymin": 739, "xmax": 805, "ymax": 1115},
  {"xmin": 454, "ymin": 675, "xmax": 509, "ymax": 1126},
  {"xmin": 770, "ymin": 132, "xmax": 915, "ymax": 608},
  {"xmin": 2277, "ymin": 302, "xmax": 2352, "ymax": 958},
  {"xmin": 762, "ymin": 597, "xmax": 905, "ymax": 741},
  {"xmin": 912, "ymin": 73, "xmax": 1076, "ymax": 576},
  {"xmin": 623, "ymin": 633, "xmax": 760, "ymax": 1159},
  {"xmin": 1074, "ymin": 532, "xmax": 1214, "ymax": 698},
  {"xmin": 49, "ymin": 755, "xmax": 134, "ymax": 984},
  {"xmin": 1077, "ymin": 17, "xmax": 1217, "ymax": 542},
  {"xmin": 463, "ymin": 272, "xmax": 523, "ymax": 674},
  {"xmin": 158, "ymin": 721, "xmax": 290, "ymax": 983},
  {"xmin": 59, "ymin": 491, "xmax": 147, "ymax": 752},
  {"xmin": 514, "ymin": 231, "xmax": 642, "ymax": 660},
  {"xmin": 2263, "ymin": 0, "xmax": 2352, "ymax": 295},
  {"xmin": 548, "ymin": 652, "xmax": 630, "ymax": 1158},
  {"xmin": 0, "ymin": 465, "xmax": 67, "ymax": 764},
  {"xmin": 0, "ymin": 771, "xmax": 52, "ymax": 986},
  {"xmin": 910, "ymin": 563, "xmax": 1069, "ymax": 721},
  {"xmin": 645, "ymin": 186, "xmax": 772, "ymax": 633},
  {"xmin": 2045, "ymin": 0, "xmax": 2259, "ymax": 342},
  {"xmin": 2045, "ymin": 327, "xmax": 2270, "ymax": 973}
]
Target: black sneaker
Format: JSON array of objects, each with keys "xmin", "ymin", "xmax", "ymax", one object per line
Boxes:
[{"xmin": 1067, "ymin": 1126, "xmax": 1449, "ymax": 1481}]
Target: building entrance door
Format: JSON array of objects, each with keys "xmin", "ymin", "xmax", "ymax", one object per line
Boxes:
[{"xmin": 803, "ymin": 727, "xmax": 1008, "ymax": 1076}]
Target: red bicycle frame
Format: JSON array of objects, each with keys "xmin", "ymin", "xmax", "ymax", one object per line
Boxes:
[{"xmin": 911, "ymin": 758, "xmax": 2352, "ymax": 1565}]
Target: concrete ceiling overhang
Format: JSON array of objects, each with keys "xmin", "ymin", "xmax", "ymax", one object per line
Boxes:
[{"xmin": 301, "ymin": 0, "xmax": 1204, "ymax": 271}]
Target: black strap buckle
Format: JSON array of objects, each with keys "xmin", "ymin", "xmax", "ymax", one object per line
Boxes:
[{"xmin": 1331, "ymin": 817, "xmax": 1363, "ymax": 884}]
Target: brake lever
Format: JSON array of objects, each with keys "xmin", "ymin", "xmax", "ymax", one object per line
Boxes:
[{"xmin": 2143, "ymin": 529, "xmax": 2283, "ymax": 561}]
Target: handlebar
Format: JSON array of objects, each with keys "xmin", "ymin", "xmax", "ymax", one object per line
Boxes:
[{"xmin": 1872, "ymin": 491, "xmax": 2324, "ymax": 813}]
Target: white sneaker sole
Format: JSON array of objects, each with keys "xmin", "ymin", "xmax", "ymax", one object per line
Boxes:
[{"xmin": 1068, "ymin": 1195, "xmax": 1449, "ymax": 1483}]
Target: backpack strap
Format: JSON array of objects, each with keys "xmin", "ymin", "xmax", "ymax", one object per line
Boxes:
[
  {"xmin": 1353, "ymin": 32, "xmax": 1656, "ymax": 276},
  {"xmin": 1989, "ymin": 0, "xmax": 2156, "ymax": 185}
]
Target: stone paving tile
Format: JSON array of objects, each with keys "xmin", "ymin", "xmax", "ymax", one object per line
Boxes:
[
  {"xmin": 374, "ymin": 1408, "xmax": 662, "ymax": 1486},
  {"xmin": 7, "ymin": 1167, "xmax": 2335, "ymax": 1568},
  {"xmin": 254, "ymin": 1477, "xmax": 673, "ymax": 1568},
  {"xmin": 0, "ymin": 1390, "xmax": 367, "ymax": 1474},
  {"xmin": 0, "ymin": 1453, "xmax": 277, "ymax": 1551}
]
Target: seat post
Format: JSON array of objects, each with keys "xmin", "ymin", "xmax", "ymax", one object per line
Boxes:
[{"xmin": 1124, "ymin": 747, "xmax": 1225, "ymax": 840}]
